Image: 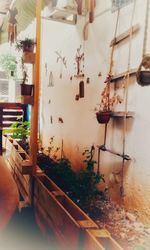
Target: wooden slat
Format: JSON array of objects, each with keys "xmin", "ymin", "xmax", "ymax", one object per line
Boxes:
[
  {"xmin": 85, "ymin": 229, "xmax": 123, "ymax": 250},
  {"xmin": 111, "ymin": 111, "xmax": 135, "ymax": 118},
  {"xmin": 3, "ymin": 111, "xmax": 23, "ymax": 116},
  {"xmin": 110, "ymin": 24, "xmax": 140, "ymax": 47},
  {"xmin": 0, "ymin": 103, "xmax": 23, "ymax": 109},
  {"xmin": 3, "ymin": 117, "xmax": 22, "ymax": 122},
  {"xmin": 111, "ymin": 68, "xmax": 137, "ymax": 82}
]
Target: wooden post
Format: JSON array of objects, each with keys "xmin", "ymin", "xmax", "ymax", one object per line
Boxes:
[
  {"xmin": 30, "ymin": 0, "xmax": 43, "ymax": 175},
  {"xmin": 0, "ymin": 108, "xmax": 2, "ymax": 155}
]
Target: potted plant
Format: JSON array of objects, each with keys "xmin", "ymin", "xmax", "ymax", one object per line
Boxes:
[
  {"xmin": 16, "ymin": 38, "xmax": 35, "ymax": 53},
  {"xmin": 96, "ymin": 74, "xmax": 123, "ymax": 124}
]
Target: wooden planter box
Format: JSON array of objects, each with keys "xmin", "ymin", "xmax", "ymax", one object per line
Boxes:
[
  {"xmin": 5, "ymin": 137, "xmax": 32, "ymax": 204},
  {"xmin": 4, "ymin": 137, "xmax": 123, "ymax": 250},
  {"xmin": 34, "ymin": 175, "xmax": 98, "ymax": 250}
]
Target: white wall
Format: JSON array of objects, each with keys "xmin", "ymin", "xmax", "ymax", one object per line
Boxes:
[
  {"xmin": 1, "ymin": 0, "xmax": 149, "ymax": 222},
  {"xmin": 39, "ymin": 0, "xmax": 150, "ymax": 222}
]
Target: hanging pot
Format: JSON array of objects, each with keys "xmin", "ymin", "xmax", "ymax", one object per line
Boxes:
[
  {"xmin": 21, "ymin": 84, "xmax": 33, "ymax": 96},
  {"xmin": 136, "ymin": 55, "xmax": 150, "ymax": 87},
  {"xmin": 136, "ymin": 71, "xmax": 150, "ymax": 86},
  {"xmin": 96, "ymin": 111, "xmax": 111, "ymax": 124}
]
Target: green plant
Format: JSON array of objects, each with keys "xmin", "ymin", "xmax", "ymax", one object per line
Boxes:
[
  {"xmin": 0, "ymin": 53, "xmax": 17, "ymax": 78},
  {"xmin": 54, "ymin": 158, "xmax": 78, "ymax": 195},
  {"xmin": 16, "ymin": 38, "xmax": 35, "ymax": 52},
  {"xmin": 75, "ymin": 146, "xmax": 105, "ymax": 213},
  {"xmin": 37, "ymin": 141, "xmax": 106, "ymax": 217},
  {"xmin": 4, "ymin": 119, "xmax": 30, "ymax": 142}
]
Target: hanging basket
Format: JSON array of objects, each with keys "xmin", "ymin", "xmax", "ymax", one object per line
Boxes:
[
  {"xmin": 21, "ymin": 84, "xmax": 33, "ymax": 96},
  {"xmin": 96, "ymin": 111, "xmax": 111, "ymax": 124},
  {"xmin": 136, "ymin": 55, "xmax": 150, "ymax": 87}
]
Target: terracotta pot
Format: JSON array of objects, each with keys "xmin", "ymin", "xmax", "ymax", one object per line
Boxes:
[
  {"xmin": 137, "ymin": 70, "xmax": 150, "ymax": 86},
  {"xmin": 96, "ymin": 111, "xmax": 111, "ymax": 124},
  {"xmin": 21, "ymin": 84, "xmax": 33, "ymax": 96}
]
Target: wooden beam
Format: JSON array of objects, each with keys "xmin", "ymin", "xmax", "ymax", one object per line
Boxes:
[
  {"xmin": 30, "ymin": 0, "xmax": 42, "ymax": 174},
  {"xmin": 0, "ymin": 108, "xmax": 2, "ymax": 155},
  {"xmin": 111, "ymin": 68, "xmax": 137, "ymax": 82},
  {"xmin": 110, "ymin": 24, "xmax": 140, "ymax": 47}
]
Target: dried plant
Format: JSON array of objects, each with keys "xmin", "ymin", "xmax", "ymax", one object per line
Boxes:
[{"xmin": 99, "ymin": 74, "xmax": 123, "ymax": 112}]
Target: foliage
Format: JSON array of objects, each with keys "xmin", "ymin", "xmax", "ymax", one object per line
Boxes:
[
  {"xmin": 53, "ymin": 158, "xmax": 78, "ymax": 195},
  {"xmin": 37, "ymin": 140, "xmax": 106, "ymax": 216},
  {"xmin": 16, "ymin": 38, "xmax": 35, "ymax": 52},
  {"xmin": 4, "ymin": 119, "xmax": 30, "ymax": 141},
  {"xmin": 75, "ymin": 146, "xmax": 105, "ymax": 212},
  {"xmin": 0, "ymin": 53, "xmax": 17, "ymax": 78}
]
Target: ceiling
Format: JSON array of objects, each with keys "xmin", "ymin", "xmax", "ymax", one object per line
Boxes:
[
  {"xmin": 0, "ymin": 1, "xmax": 87, "ymax": 44},
  {"xmin": 0, "ymin": 0, "xmax": 13, "ymax": 28},
  {"xmin": 0, "ymin": 0, "xmax": 47, "ymax": 44}
]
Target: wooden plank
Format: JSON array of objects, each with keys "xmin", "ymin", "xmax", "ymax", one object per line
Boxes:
[
  {"xmin": 111, "ymin": 68, "xmax": 137, "ymax": 82},
  {"xmin": 110, "ymin": 24, "xmax": 140, "ymax": 47},
  {"xmin": 0, "ymin": 103, "xmax": 23, "ymax": 109},
  {"xmin": 77, "ymin": 220, "xmax": 98, "ymax": 229},
  {"xmin": 111, "ymin": 111, "xmax": 135, "ymax": 118},
  {"xmin": 3, "ymin": 117, "xmax": 22, "ymax": 122},
  {"xmin": 35, "ymin": 175, "xmax": 98, "ymax": 227},
  {"xmin": 3, "ymin": 111, "xmax": 23, "ymax": 116},
  {"xmin": 34, "ymin": 181, "xmax": 82, "ymax": 249},
  {"xmin": 85, "ymin": 229, "xmax": 123, "ymax": 250}
]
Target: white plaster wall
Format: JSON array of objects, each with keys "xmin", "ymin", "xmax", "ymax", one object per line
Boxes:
[
  {"xmin": 38, "ymin": 0, "xmax": 150, "ymax": 222},
  {"xmin": 1, "ymin": 0, "xmax": 149, "ymax": 222}
]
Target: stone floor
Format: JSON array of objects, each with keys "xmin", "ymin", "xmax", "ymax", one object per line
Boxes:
[{"xmin": 0, "ymin": 207, "xmax": 59, "ymax": 250}]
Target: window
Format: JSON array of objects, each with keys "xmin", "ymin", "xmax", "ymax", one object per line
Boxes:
[{"xmin": 112, "ymin": 0, "xmax": 133, "ymax": 12}]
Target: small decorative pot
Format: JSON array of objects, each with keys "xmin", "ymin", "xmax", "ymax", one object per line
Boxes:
[
  {"xmin": 21, "ymin": 84, "xmax": 33, "ymax": 96},
  {"xmin": 96, "ymin": 111, "xmax": 111, "ymax": 124}
]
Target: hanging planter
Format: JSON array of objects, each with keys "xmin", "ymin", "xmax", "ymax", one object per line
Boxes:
[
  {"xmin": 136, "ymin": 0, "xmax": 150, "ymax": 87},
  {"xmin": 21, "ymin": 84, "xmax": 33, "ymax": 96},
  {"xmin": 96, "ymin": 111, "xmax": 111, "ymax": 124},
  {"xmin": 136, "ymin": 55, "xmax": 150, "ymax": 87},
  {"xmin": 96, "ymin": 75, "xmax": 123, "ymax": 125},
  {"xmin": 16, "ymin": 38, "xmax": 35, "ymax": 53}
]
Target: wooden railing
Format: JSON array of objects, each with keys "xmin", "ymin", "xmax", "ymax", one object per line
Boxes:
[{"xmin": 0, "ymin": 103, "xmax": 25, "ymax": 155}]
